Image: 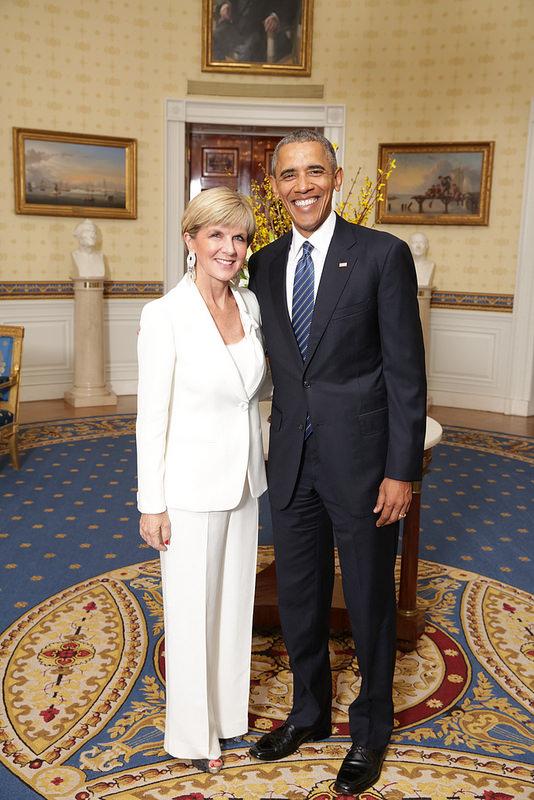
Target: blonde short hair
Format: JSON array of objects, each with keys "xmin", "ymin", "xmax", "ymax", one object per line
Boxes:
[{"xmin": 181, "ymin": 186, "xmax": 255, "ymax": 243}]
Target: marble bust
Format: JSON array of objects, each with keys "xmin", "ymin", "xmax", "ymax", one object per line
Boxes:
[
  {"xmin": 72, "ymin": 219, "xmax": 105, "ymax": 279},
  {"xmin": 409, "ymin": 232, "xmax": 435, "ymax": 288}
]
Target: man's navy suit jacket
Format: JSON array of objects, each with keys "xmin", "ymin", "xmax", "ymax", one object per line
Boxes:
[{"xmin": 248, "ymin": 213, "xmax": 427, "ymax": 516}]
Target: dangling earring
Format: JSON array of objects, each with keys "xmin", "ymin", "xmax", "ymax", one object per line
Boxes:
[{"xmin": 187, "ymin": 250, "xmax": 196, "ymax": 280}]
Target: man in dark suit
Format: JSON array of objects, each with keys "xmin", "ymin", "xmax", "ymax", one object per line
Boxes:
[{"xmin": 248, "ymin": 130, "xmax": 427, "ymax": 796}]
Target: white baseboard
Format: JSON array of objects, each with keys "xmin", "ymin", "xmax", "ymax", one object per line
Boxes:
[
  {"xmin": 428, "ymin": 390, "xmax": 511, "ymax": 414},
  {"xmin": 504, "ymin": 397, "xmax": 534, "ymax": 417}
]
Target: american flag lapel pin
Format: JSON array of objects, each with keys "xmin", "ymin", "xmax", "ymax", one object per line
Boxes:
[{"xmin": 338, "ymin": 261, "xmax": 348, "ymax": 268}]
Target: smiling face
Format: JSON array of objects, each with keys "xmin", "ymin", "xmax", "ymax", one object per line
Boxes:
[
  {"xmin": 270, "ymin": 140, "xmax": 343, "ymax": 237},
  {"xmin": 184, "ymin": 224, "xmax": 248, "ymax": 285}
]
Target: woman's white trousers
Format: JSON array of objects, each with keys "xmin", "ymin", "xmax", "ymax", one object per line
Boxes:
[{"xmin": 160, "ymin": 482, "xmax": 258, "ymax": 759}]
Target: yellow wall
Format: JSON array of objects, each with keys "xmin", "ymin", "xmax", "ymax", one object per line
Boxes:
[{"xmin": 1, "ymin": 0, "xmax": 533, "ymax": 293}]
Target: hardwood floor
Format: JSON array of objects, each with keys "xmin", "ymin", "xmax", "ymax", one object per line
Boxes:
[
  {"xmin": 19, "ymin": 396, "xmax": 137, "ymax": 424},
  {"xmin": 428, "ymin": 405, "xmax": 534, "ymax": 436},
  {"xmin": 19, "ymin": 397, "xmax": 534, "ymax": 436}
]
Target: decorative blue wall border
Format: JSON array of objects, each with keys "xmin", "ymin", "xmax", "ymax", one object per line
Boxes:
[
  {"xmin": 0, "ymin": 283, "xmax": 514, "ymax": 310},
  {"xmin": 0, "ymin": 281, "xmax": 164, "ymax": 299},
  {"xmin": 430, "ymin": 291, "xmax": 513, "ymax": 311}
]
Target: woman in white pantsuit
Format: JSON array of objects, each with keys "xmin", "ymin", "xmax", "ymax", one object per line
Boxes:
[{"xmin": 136, "ymin": 187, "xmax": 267, "ymax": 774}]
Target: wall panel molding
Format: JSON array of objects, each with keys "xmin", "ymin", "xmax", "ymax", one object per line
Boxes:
[
  {"xmin": 1, "ymin": 298, "xmax": 148, "ymax": 401},
  {"xmin": 0, "ymin": 300, "xmax": 522, "ymax": 414},
  {"xmin": 428, "ymin": 308, "xmax": 513, "ymax": 413}
]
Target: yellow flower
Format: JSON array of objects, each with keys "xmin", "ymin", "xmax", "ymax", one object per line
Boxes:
[
  {"xmin": 336, "ymin": 158, "xmax": 396, "ymax": 226},
  {"xmin": 249, "ymin": 174, "xmax": 292, "ymax": 253}
]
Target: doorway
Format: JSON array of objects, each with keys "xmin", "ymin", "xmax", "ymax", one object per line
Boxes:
[
  {"xmin": 187, "ymin": 123, "xmax": 297, "ymax": 200},
  {"xmin": 165, "ymin": 99, "xmax": 346, "ymax": 290}
]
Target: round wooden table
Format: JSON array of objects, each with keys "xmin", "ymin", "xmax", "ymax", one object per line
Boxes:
[{"xmin": 254, "ymin": 403, "xmax": 443, "ymax": 653}]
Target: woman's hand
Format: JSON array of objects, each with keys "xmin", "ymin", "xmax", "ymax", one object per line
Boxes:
[{"xmin": 139, "ymin": 512, "xmax": 171, "ymax": 551}]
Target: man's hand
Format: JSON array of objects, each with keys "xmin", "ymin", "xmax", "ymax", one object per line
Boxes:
[
  {"xmin": 263, "ymin": 13, "xmax": 280, "ymax": 33},
  {"xmin": 373, "ymin": 478, "xmax": 412, "ymax": 527},
  {"xmin": 139, "ymin": 511, "xmax": 171, "ymax": 551}
]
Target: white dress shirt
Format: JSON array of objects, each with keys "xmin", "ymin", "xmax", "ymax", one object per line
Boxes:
[{"xmin": 285, "ymin": 210, "xmax": 337, "ymax": 318}]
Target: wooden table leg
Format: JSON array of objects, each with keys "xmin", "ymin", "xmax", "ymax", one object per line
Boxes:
[
  {"xmin": 253, "ymin": 561, "xmax": 280, "ymax": 628},
  {"xmin": 396, "ymin": 451, "xmax": 432, "ymax": 651},
  {"xmin": 253, "ymin": 558, "xmax": 352, "ymax": 629}
]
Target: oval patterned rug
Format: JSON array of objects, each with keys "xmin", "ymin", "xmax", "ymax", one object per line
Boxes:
[{"xmin": 0, "ymin": 417, "xmax": 532, "ymax": 799}]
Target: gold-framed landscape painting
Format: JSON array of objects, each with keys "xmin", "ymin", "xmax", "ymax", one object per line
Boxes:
[
  {"xmin": 13, "ymin": 128, "xmax": 137, "ymax": 219},
  {"xmin": 202, "ymin": 0, "xmax": 313, "ymax": 76},
  {"xmin": 376, "ymin": 142, "xmax": 494, "ymax": 226}
]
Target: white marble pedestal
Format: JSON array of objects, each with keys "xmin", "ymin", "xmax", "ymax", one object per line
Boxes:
[{"xmin": 64, "ymin": 278, "xmax": 117, "ymax": 408}]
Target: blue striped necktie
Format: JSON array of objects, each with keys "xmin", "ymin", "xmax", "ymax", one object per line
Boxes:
[
  {"xmin": 292, "ymin": 240, "xmax": 314, "ymax": 438},
  {"xmin": 292, "ymin": 241, "xmax": 315, "ymax": 357}
]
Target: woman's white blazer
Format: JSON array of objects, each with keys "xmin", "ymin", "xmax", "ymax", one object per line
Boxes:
[{"xmin": 136, "ymin": 274, "xmax": 268, "ymax": 514}]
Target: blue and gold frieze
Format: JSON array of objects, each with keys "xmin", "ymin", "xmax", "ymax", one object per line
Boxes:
[
  {"xmin": 0, "ymin": 282, "xmax": 513, "ymax": 310},
  {"xmin": 430, "ymin": 291, "xmax": 513, "ymax": 311},
  {"xmin": 0, "ymin": 281, "xmax": 164, "ymax": 299}
]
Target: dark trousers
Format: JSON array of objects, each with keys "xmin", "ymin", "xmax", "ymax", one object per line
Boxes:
[{"xmin": 270, "ymin": 434, "xmax": 399, "ymax": 749}]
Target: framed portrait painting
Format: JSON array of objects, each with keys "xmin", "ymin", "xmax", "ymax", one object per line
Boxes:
[
  {"xmin": 376, "ymin": 142, "xmax": 494, "ymax": 226},
  {"xmin": 202, "ymin": 0, "xmax": 313, "ymax": 76},
  {"xmin": 13, "ymin": 128, "xmax": 137, "ymax": 219}
]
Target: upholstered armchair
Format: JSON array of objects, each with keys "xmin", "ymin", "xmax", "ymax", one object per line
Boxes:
[{"xmin": 0, "ymin": 325, "xmax": 24, "ymax": 469}]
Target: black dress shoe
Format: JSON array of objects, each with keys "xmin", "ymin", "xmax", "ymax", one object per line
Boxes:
[
  {"xmin": 334, "ymin": 744, "xmax": 386, "ymax": 795},
  {"xmin": 249, "ymin": 721, "xmax": 331, "ymax": 761}
]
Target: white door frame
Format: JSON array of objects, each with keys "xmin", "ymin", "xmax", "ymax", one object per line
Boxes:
[
  {"xmin": 164, "ymin": 98, "xmax": 346, "ymax": 291},
  {"xmin": 506, "ymin": 99, "xmax": 534, "ymax": 416}
]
